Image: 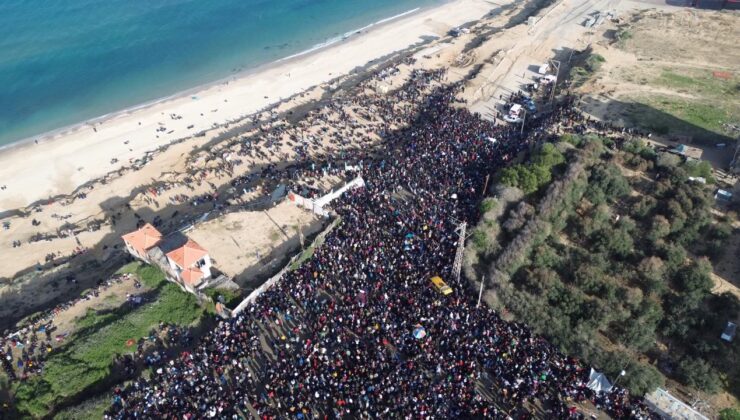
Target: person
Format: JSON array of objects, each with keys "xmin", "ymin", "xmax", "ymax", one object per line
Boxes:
[{"xmin": 104, "ymin": 71, "xmax": 656, "ymax": 420}]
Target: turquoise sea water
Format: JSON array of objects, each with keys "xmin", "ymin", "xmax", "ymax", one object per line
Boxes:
[{"xmin": 0, "ymin": 0, "xmax": 442, "ymax": 147}]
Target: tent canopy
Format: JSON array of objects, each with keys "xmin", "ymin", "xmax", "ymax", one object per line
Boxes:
[{"xmin": 587, "ymin": 368, "xmax": 612, "ymax": 392}]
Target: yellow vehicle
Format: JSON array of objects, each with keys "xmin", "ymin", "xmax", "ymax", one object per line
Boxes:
[{"xmin": 430, "ymin": 276, "xmax": 453, "ymax": 295}]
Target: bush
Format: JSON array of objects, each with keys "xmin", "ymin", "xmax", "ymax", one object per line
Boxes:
[
  {"xmin": 656, "ymin": 152, "xmax": 681, "ymax": 168},
  {"xmin": 676, "ymin": 356, "xmax": 721, "ymax": 393},
  {"xmin": 204, "ymin": 287, "xmax": 243, "ymax": 307},
  {"xmin": 561, "ymin": 134, "xmax": 583, "ymax": 147},
  {"xmin": 719, "ymin": 408, "xmax": 740, "ymax": 420},
  {"xmin": 623, "ymin": 139, "xmax": 656, "ymax": 160},
  {"xmin": 683, "ymin": 160, "xmax": 715, "ymax": 183},
  {"xmin": 471, "ymin": 229, "xmax": 489, "ymax": 251},
  {"xmin": 480, "ymin": 197, "xmax": 497, "ymax": 213},
  {"xmin": 585, "ymin": 54, "xmax": 606, "ymax": 73}
]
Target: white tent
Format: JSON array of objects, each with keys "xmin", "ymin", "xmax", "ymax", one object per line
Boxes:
[{"xmin": 587, "ymin": 368, "xmax": 612, "ymax": 393}]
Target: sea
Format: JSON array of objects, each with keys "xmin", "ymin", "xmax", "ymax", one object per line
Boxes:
[{"xmin": 0, "ymin": 0, "xmax": 444, "ymax": 148}]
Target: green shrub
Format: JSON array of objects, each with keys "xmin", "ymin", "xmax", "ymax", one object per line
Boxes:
[
  {"xmin": 471, "ymin": 229, "xmax": 489, "ymax": 251},
  {"xmin": 585, "ymin": 54, "xmax": 606, "ymax": 73},
  {"xmin": 561, "ymin": 134, "xmax": 583, "ymax": 147},
  {"xmin": 676, "ymin": 357, "xmax": 721, "ymax": 393},
  {"xmin": 719, "ymin": 408, "xmax": 740, "ymax": 420},
  {"xmin": 683, "ymin": 160, "xmax": 715, "ymax": 183},
  {"xmin": 480, "ymin": 197, "xmax": 497, "ymax": 213}
]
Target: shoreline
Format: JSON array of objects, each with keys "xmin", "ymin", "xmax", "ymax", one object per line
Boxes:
[
  {"xmin": 0, "ymin": 0, "xmax": 491, "ymax": 211},
  {"xmin": 0, "ymin": 6, "xmax": 430, "ymax": 154}
]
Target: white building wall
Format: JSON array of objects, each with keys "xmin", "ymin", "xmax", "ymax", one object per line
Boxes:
[{"xmin": 200, "ymin": 255, "xmax": 212, "ymax": 279}]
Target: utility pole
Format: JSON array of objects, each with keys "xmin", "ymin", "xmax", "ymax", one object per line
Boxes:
[
  {"xmin": 549, "ymin": 59, "xmax": 561, "ymax": 105},
  {"xmin": 477, "ymin": 276, "xmax": 486, "ymax": 308},
  {"xmin": 482, "ymin": 174, "xmax": 490, "ymax": 197},
  {"xmin": 610, "ymin": 367, "xmax": 627, "ymax": 391},
  {"xmin": 452, "ymin": 221, "xmax": 468, "ymax": 284},
  {"xmin": 520, "ymin": 109, "xmax": 527, "ymax": 136}
]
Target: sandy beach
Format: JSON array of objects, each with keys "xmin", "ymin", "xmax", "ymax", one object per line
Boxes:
[
  {"xmin": 0, "ymin": 0, "xmax": 512, "ymax": 329},
  {"xmin": 0, "ymin": 0, "xmax": 493, "ymax": 211}
]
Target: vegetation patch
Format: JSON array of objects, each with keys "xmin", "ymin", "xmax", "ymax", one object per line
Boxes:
[
  {"xmin": 498, "ymin": 143, "xmax": 565, "ymax": 194},
  {"xmin": 569, "ymin": 53, "xmax": 606, "ymax": 87},
  {"xmin": 204, "ymin": 287, "xmax": 243, "ymax": 307},
  {"xmin": 622, "ymin": 95, "xmax": 736, "ymax": 142},
  {"xmin": 470, "ymin": 135, "xmax": 739, "ymax": 398},
  {"xmin": 13, "ymin": 264, "xmax": 204, "ymax": 418}
]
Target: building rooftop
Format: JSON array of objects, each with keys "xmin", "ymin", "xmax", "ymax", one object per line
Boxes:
[
  {"xmin": 166, "ymin": 238, "xmax": 208, "ymax": 269},
  {"xmin": 121, "ymin": 223, "xmax": 162, "ymax": 257},
  {"xmin": 181, "ymin": 267, "xmax": 204, "ymax": 287}
]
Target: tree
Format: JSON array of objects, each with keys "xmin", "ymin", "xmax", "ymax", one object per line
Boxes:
[
  {"xmin": 615, "ymin": 299, "xmax": 662, "ymax": 352},
  {"xmin": 622, "ymin": 361, "xmax": 664, "ymax": 396},
  {"xmin": 676, "ymin": 356, "xmax": 721, "ymax": 393},
  {"xmin": 647, "ymin": 215, "xmax": 671, "ymax": 244},
  {"xmin": 661, "ymin": 294, "xmax": 700, "ymax": 339},
  {"xmin": 656, "ymin": 152, "xmax": 681, "ymax": 168},
  {"xmin": 659, "ymin": 243, "xmax": 687, "ymax": 274},
  {"xmin": 631, "ymin": 195, "xmax": 657, "ymax": 219},
  {"xmin": 531, "ymin": 164, "xmax": 552, "ymax": 188},
  {"xmin": 637, "ymin": 256, "xmax": 667, "ymax": 296},
  {"xmin": 533, "ymin": 143, "xmax": 565, "ymax": 167},
  {"xmin": 518, "ymin": 166, "xmax": 539, "ymax": 194},
  {"xmin": 593, "ymin": 163, "xmax": 631, "ymax": 201},
  {"xmin": 593, "ymin": 226, "xmax": 633, "ymax": 259},
  {"xmin": 594, "ymin": 351, "xmax": 663, "ymax": 396},
  {"xmin": 499, "ymin": 167, "xmax": 520, "ymax": 188},
  {"xmin": 664, "ymin": 199, "xmax": 687, "ymax": 233},
  {"xmin": 674, "ymin": 258, "xmax": 713, "ymax": 299}
]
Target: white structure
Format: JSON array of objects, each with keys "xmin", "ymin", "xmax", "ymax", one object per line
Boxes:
[
  {"xmin": 645, "ymin": 388, "xmax": 709, "ymax": 420},
  {"xmin": 722, "ymin": 322, "xmax": 737, "ymax": 342},
  {"xmin": 289, "ymin": 176, "xmax": 366, "ymax": 217}
]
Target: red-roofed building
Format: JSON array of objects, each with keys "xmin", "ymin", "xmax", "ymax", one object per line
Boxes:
[
  {"xmin": 165, "ymin": 239, "xmax": 212, "ymax": 290},
  {"xmin": 121, "ymin": 223, "xmax": 162, "ymax": 261},
  {"xmin": 121, "ymin": 225, "xmax": 213, "ymax": 293}
]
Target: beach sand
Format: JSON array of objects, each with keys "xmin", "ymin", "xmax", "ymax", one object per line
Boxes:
[
  {"xmin": 0, "ymin": 0, "xmax": 514, "ymax": 327},
  {"xmin": 0, "ymin": 0, "xmax": 493, "ymax": 211}
]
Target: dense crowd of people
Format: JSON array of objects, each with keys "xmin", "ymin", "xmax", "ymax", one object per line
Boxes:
[{"xmin": 104, "ymin": 72, "xmax": 657, "ymax": 419}]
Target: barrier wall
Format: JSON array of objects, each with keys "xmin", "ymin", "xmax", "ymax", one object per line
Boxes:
[
  {"xmin": 288, "ymin": 176, "xmax": 365, "ymax": 217},
  {"xmin": 232, "ymin": 217, "xmax": 341, "ymax": 315}
]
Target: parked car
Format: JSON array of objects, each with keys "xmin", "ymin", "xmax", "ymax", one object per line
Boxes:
[{"xmin": 504, "ymin": 114, "xmax": 522, "ymax": 123}]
